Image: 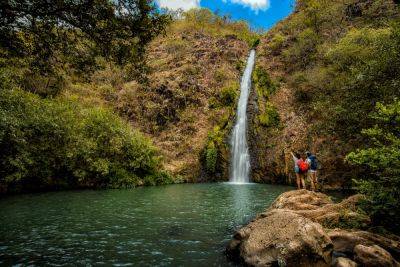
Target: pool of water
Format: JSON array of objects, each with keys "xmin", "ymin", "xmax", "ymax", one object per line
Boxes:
[{"xmin": 0, "ymin": 183, "xmax": 292, "ymax": 266}]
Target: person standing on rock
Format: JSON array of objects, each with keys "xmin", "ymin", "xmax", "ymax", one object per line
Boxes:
[
  {"xmin": 306, "ymin": 151, "xmax": 318, "ymax": 191},
  {"xmin": 299, "ymin": 153, "xmax": 309, "ymax": 188},
  {"xmin": 291, "ymin": 152, "xmax": 306, "ymax": 189}
]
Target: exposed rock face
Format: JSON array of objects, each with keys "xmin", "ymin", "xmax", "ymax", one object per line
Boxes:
[
  {"xmin": 253, "ymin": 0, "xmax": 400, "ymax": 189},
  {"xmin": 227, "ymin": 190, "xmax": 400, "ymax": 266},
  {"xmin": 128, "ymin": 23, "xmax": 250, "ymax": 182},
  {"xmin": 227, "ymin": 209, "xmax": 333, "ymax": 266},
  {"xmin": 354, "ymin": 244, "xmax": 399, "ymax": 267},
  {"xmin": 328, "ymin": 229, "xmax": 400, "ymax": 260},
  {"xmin": 333, "ymin": 257, "xmax": 357, "ymax": 267},
  {"xmin": 269, "ymin": 190, "xmax": 370, "ymax": 228}
]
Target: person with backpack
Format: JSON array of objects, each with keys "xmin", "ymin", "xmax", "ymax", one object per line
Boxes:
[
  {"xmin": 306, "ymin": 151, "xmax": 318, "ymax": 191},
  {"xmin": 291, "ymin": 152, "xmax": 306, "ymax": 189},
  {"xmin": 298, "ymin": 153, "xmax": 309, "ymax": 187}
]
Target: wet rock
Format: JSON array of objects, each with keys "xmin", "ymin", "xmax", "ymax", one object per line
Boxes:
[
  {"xmin": 354, "ymin": 244, "xmax": 400, "ymax": 267},
  {"xmin": 226, "ymin": 209, "xmax": 333, "ymax": 266}
]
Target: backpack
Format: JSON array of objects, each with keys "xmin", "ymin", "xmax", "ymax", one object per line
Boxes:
[
  {"xmin": 309, "ymin": 155, "xmax": 318, "ymax": 170},
  {"xmin": 298, "ymin": 160, "xmax": 309, "ymax": 173}
]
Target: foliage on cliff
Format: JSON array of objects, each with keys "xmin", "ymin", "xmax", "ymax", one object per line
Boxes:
[
  {"xmin": 254, "ymin": 0, "xmax": 400, "ymax": 187},
  {"xmin": 0, "ymin": 5, "xmax": 255, "ymax": 192},
  {"xmin": 104, "ymin": 9, "xmax": 253, "ymax": 181},
  {"xmin": 346, "ymin": 100, "xmax": 400, "ymax": 234}
]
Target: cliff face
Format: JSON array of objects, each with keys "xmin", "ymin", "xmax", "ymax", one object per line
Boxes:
[
  {"xmin": 112, "ymin": 11, "xmax": 256, "ymax": 182},
  {"xmin": 138, "ymin": 31, "xmax": 248, "ymax": 181},
  {"xmin": 61, "ymin": 9, "xmax": 257, "ymax": 183},
  {"xmin": 249, "ymin": 0, "xmax": 400, "ymax": 188}
]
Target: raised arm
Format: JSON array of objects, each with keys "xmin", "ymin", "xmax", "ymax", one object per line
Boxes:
[{"xmin": 291, "ymin": 152, "xmax": 298, "ymax": 164}]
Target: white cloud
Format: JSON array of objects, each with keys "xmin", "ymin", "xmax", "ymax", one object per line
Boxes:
[
  {"xmin": 156, "ymin": 0, "xmax": 200, "ymax": 11},
  {"xmin": 225, "ymin": 0, "xmax": 270, "ymax": 11}
]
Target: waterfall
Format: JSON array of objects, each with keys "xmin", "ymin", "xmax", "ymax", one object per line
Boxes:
[{"xmin": 229, "ymin": 49, "xmax": 256, "ymax": 184}]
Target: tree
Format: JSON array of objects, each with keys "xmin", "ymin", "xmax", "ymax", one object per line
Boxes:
[
  {"xmin": 346, "ymin": 100, "xmax": 400, "ymax": 234},
  {"xmin": 0, "ymin": 0, "xmax": 170, "ymax": 79}
]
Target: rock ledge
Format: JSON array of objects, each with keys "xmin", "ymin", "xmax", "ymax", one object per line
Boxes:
[{"xmin": 227, "ymin": 190, "xmax": 400, "ymax": 267}]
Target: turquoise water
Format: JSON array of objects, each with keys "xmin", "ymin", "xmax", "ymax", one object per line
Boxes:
[{"xmin": 0, "ymin": 183, "xmax": 292, "ymax": 266}]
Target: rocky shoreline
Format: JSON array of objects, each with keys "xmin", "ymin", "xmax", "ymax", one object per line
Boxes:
[{"xmin": 227, "ymin": 190, "xmax": 400, "ymax": 266}]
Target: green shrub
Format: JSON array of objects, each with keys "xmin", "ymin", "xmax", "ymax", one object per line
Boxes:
[
  {"xmin": 0, "ymin": 88, "xmax": 169, "ymax": 193},
  {"xmin": 208, "ymin": 82, "xmax": 239, "ymax": 108},
  {"xmin": 205, "ymin": 142, "xmax": 218, "ymax": 173},
  {"xmin": 214, "ymin": 68, "xmax": 228, "ymax": 83},
  {"xmin": 317, "ymin": 24, "xmax": 400, "ymax": 137},
  {"xmin": 326, "ymin": 27, "xmax": 392, "ymax": 71},
  {"xmin": 235, "ymin": 60, "xmax": 245, "ymax": 72},
  {"xmin": 283, "ymin": 28, "xmax": 320, "ymax": 68},
  {"xmin": 202, "ymin": 126, "xmax": 225, "ymax": 174},
  {"xmin": 219, "ymin": 83, "xmax": 238, "ymax": 106},
  {"xmin": 253, "ymin": 67, "xmax": 277, "ymax": 98},
  {"xmin": 259, "ymin": 102, "xmax": 280, "ymax": 127},
  {"xmin": 143, "ymin": 171, "xmax": 174, "ymax": 186},
  {"xmin": 178, "ymin": 8, "xmax": 257, "ymax": 43},
  {"xmin": 346, "ymin": 100, "xmax": 400, "ymax": 234},
  {"xmin": 268, "ymin": 33, "xmax": 286, "ymax": 54},
  {"xmin": 249, "ymin": 37, "xmax": 260, "ymax": 48}
]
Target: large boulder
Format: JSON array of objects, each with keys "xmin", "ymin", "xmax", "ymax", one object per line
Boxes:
[
  {"xmin": 333, "ymin": 257, "xmax": 357, "ymax": 267},
  {"xmin": 269, "ymin": 189, "xmax": 333, "ymax": 210},
  {"xmin": 226, "ymin": 209, "xmax": 333, "ymax": 266},
  {"xmin": 354, "ymin": 244, "xmax": 400, "ymax": 267},
  {"xmin": 269, "ymin": 190, "xmax": 370, "ymax": 228},
  {"xmin": 328, "ymin": 229, "xmax": 400, "ymax": 261},
  {"xmin": 227, "ymin": 190, "xmax": 400, "ymax": 266}
]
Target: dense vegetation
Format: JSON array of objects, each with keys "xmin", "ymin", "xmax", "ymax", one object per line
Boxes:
[
  {"xmin": 1, "ymin": 0, "xmax": 171, "ymax": 95},
  {"xmin": 256, "ymin": 0, "xmax": 400, "ymax": 233},
  {"xmin": 0, "ymin": 3, "xmax": 256, "ymax": 192},
  {"xmin": 0, "ymin": 89, "xmax": 172, "ymax": 193},
  {"xmin": 0, "ymin": 0, "xmax": 173, "ymax": 193},
  {"xmin": 346, "ymin": 100, "xmax": 400, "ymax": 234}
]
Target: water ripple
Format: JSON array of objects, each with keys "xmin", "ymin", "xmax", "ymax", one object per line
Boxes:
[{"xmin": 0, "ymin": 183, "xmax": 292, "ymax": 266}]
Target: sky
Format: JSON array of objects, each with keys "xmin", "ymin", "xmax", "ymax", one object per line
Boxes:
[{"xmin": 156, "ymin": 0, "xmax": 295, "ymax": 30}]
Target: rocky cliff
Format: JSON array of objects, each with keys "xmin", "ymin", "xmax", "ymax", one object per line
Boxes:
[
  {"xmin": 65, "ymin": 9, "xmax": 257, "ymax": 182},
  {"xmin": 248, "ymin": 0, "xmax": 400, "ymax": 188}
]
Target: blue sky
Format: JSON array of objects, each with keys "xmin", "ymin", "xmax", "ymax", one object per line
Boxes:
[{"xmin": 156, "ymin": 0, "xmax": 295, "ymax": 30}]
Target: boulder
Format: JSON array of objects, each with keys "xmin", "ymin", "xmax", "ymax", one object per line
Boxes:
[
  {"xmin": 227, "ymin": 190, "xmax": 400, "ymax": 266},
  {"xmin": 328, "ymin": 229, "xmax": 400, "ymax": 261},
  {"xmin": 269, "ymin": 189, "xmax": 333, "ymax": 210},
  {"xmin": 354, "ymin": 244, "xmax": 400, "ymax": 267},
  {"xmin": 269, "ymin": 190, "xmax": 370, "ymax": 228},
  {"xmin": 334, "ymin": 257, "xmax": 358, "ymax": 267},
  {"xmin": 226, "ymin": 209, "xmax": 333, "ymax": 267}
]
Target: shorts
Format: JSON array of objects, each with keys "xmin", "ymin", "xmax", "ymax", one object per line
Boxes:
[
  {"xmin": 295, "ymin": 166, "xmax": 300, "ymax": 173},
  {"xmin": 309, "ymin": 169, "xmax": 317, "ymax": 173}
]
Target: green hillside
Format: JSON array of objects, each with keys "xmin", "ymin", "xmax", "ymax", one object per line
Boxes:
[{"xmin": 0, "ymin": 4, "xmax": 256, "ymax": 192}]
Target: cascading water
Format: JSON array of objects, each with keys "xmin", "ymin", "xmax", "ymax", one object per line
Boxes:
[{"xmin": 229, "ymin": 49, "xmax": 256, "ymax": 184}]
